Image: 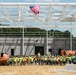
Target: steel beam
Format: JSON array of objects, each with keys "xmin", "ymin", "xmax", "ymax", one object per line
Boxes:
[
  {"xmin": 0, "ymin": 25, "xmax": 76, "ymax": 28},
  {"xmin": 0, "ymin": 3, "xmax": 76, "ymax": 6}
]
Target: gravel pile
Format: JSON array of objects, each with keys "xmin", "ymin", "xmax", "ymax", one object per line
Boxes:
[
  {"xmin": 50, "ymin": 64, "xmax": 76, "ymax": 73},
  {"xmin": 59, "ymin": 64, "xmax": 76, "ymax": 72}
]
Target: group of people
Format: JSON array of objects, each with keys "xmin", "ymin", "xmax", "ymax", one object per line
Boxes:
[{"xmin": 7, "ymin": 53, "xmax": 76, "ymax": 66}]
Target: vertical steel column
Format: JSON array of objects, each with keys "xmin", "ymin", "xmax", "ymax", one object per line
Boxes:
[
  {"xmin": 70, "ymin": 28, "xmax": 72, "ymax": 50},
  {"xmin": 70, "ymin": 17, "xmax": 72, "ymax": 50},
  {"xmin": 18, "ymin": 7, "xmax": 21, "ymax": 26},
  {"xmin": 23, "ymin": 27, "xmax": 24, "ymax": 55},
  {"xmin": 46, "ymin": 30, "xmax": 48, "ymax": 54}
]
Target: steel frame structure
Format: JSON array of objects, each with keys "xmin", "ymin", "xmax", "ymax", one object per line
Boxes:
[
  {"xmin": 0, "ymin": 3, "xmax": 76, "ymax": 25},
  {"xmin": 0, "ymin": 3, "xmax": 76, "ymax": 55}
]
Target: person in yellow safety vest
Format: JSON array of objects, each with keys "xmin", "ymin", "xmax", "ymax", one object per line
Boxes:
[
  {"xmin": 56, "ymin": 57, "xmax": 59, "ymax": 65},
  {"xmin": 66, "ymin": 56, "xmax": 69, "ymax": 63},
  {"xmin": 27, "ymin": 56, "xmax": 30, "ymax": 65},
  {"xmin": 71, "ymin": 55, "xmax": 75, "ymax": 63},
  {"xmin": 37, "ymin": 52, "xmax": 41, "ymax": 58},
  {"xmin": 52, "ymin": 56, "xmax": 55, "ymax": 65},
  {"xmin": 15, "ymin": 57, "xmax": 18, "ymax": 65},
  {"xmin": 16, "ymin": 57, "xmax": 20, "ymax": 66},
  {"xmin": 68, "ymin": 56, "xmax": 72, "ymax": 64},
  {"xmin": 53, "ymin": 57, "xmax": 56, "ymax": 65},
  {"xmin": 26, "ymin": 56, "xmax": 28, "ymax": 65},
  {"xmin": 13, "ymin": 57, "xmax": 17, "ymax": 65},
  {"xmin": 44, "ymin": 56, "xmax": 47, "ymax": 65},
  {"xmin": 11, "ymin": 57, "xmax": 14, "ymax": 65},
  {"xmin": 37, "ymin": 56, "xmax": 41, "ymax": 65},
  {"xmin": 50, "ymin": 56, "xmax": 53, "ymax": 65},
  {"xmin": 7, "ymin": 57, "xmax": 13, "ymax": 65},
  {"xmin": 24, "ymin": 57, "xmax": 27, "ymax": 65},
  {"xmin": 60, "ymin": 56, "xmax": 63, "ymax": 66},
  {"xmin": 30, "ymin": 56, "xmax": 34, "ymax": 64},
  {"xmin": 22, "ymin": 57, "xmax": 27, "ymax": 65},
  {"xmin": 19, "ymin": 56, "xmax": 23, "ymax": 65},
  {"xmin": 34, "ymin": 56, "xmax": 37, "ymax": 65},
  {"xmin": 41, "ymin": 56, "xmax": 44, "ymax": 65},
  {"xmin": 63, "ymin": 56, "xmax": 66, "ymax": 65},
  {"xmin": 47, "ymin": 56, "xmax": 50, "ymax": 65}
]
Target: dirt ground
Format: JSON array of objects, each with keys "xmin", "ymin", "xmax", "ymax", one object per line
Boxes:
[{"xmin": 0, "ymin": 65, "xmax": 76, "ymax": 75}]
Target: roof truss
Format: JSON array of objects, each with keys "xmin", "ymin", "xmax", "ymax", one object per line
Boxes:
[{"xmin": 0, "ymin": 3, "xmax": 76, "ymax": 27}]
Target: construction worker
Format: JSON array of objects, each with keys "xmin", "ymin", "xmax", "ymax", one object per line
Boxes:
[
  {"xmin": 68, "ymin": 56, "xmax": 72, "ymax": 64},
  {"xmin": 37, "ymin": 52, "xmax": 41, "ymax": 58},
  {"xmin": 73, "ymin": 55, "xmax": 76, "ymax": 64},
  {"xmin": 7, "ymin": 57, "xmax": 13, "ymax": 65},
  {"xmin": 37, "ymin": 56, "xmax": 41, "ymax": 65},
  {"xmin": 13, "ymin": 56, "xmax": 17, "ymax": 65},
  {"xmin": 56, "ymin": 56, "xmax": 59, "ymax": 65},
  {"xmin": 30, "ymin": 56, "xmax": 34, "ymax": 64},
  {"xmin": 19, "ymin": 56, "xmax": 23, "ymax": 65},
  {"xmin": 59, "ymin": 56, "xmax": 63, "ymax": 66},
  {"xmin": 34, "ymin": 56, "xmax": 38, "ymax": 65},
  {"xmin": 62, "ymin": 56, "xmax": 66, "ymax": 65},
  {"xmin": 22, "ymin": 57, "xmax": 27, "ymax": 65},
  {"xmin": 27, "ymin": 56, "xmax": 30, "ymax": 65},
  {"xmin": 44, "ymin": 56, "xmax": 47, "ymax": 65},
  {"xmin": 47, "ymin": 56, "xmax": 50, "ymax": 65},
  {"xmin": 16, "ymin": 57, "xmax": 19, "ymax": 65},
  {"xmin": 53, "ymin": 56, "xmax": 56, "ymax": 65},
  {"xmin": 41, "ymin": 56, "xmax": 45, "ymax": 65}
]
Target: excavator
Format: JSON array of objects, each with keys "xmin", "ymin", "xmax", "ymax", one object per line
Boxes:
[
  {"xmin": 61, "ymin": 50, "xmax": 76, "ymax": 56},
  {"xmin": 0, "ymin": 53, "xmax": 9, "ymax": 65}
]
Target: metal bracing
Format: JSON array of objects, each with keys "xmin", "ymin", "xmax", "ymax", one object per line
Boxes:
[
  {"xmin": 18, "ymin": 7, "xmax": 21, "ymax": 23},
  {"xmin": 70, "ymin": 28, "xmax": 72, "ymax": 50},
  {"xmin": 22, "ymin": 27, "xmax": 24, "ymax": 55},
  {"xmin": 58, "ymin": 9, "xmax": 76, "ymax": 22},
  {"xmin": 0, "ymin": 3, "xmax": 76, "ymax": 25},
  {"xmin": 46, "ymin": 30, "xmax": 48, "ymax": 54},
  {"xmin": 0, "ymin": 3, "xmax": 14, "ymax": 23},
  {"xmin": 46, "ymin": 5, "xmax": 52, "ymax": 23}
]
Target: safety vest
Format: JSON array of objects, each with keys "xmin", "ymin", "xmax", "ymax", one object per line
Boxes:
[
  {"xmin": 20, "ymin": 57, "xmax": 23, "ymax": 62},
  {"xmin": 38, "ymin": 53, "xmax": 40, "ymax": 57},
  {"xmin": 17, "ymin": 57, "xmax": 19, "ymax": 62},
  {"xmin": 45, "ymin": 57, "xmax": 47, "ymax": 61},
  {"xmin": 63, "ymin": 58, "xmax": 66, "ymax": 62},
  {"xmin": 56, "ymin": 58, "xmax": 59, "ymax": 61},
  {"xmin": 53, "ymin": 58, "xmax": 56, "ymax": 61},
  {"xmin": 30, "ymin": 58, "xmax": 34, "ymax": 62},
  {"xmin": 34, "ymin": 57, "xmax": 37, "ymax": 61},
  {"xmin": 27, "ymin": 57, "xmax": 30, "ymax": 62},
  {"xmin": 69, "ymin": 57, "xmax": 71, "ymax": 60},
  {"xmin": 13, "ymin": 57, "xmax": 16, "ymax": 62},
  {"xmin": 60, "ymin": 58, "xmax": 62, "ymax": 61}
]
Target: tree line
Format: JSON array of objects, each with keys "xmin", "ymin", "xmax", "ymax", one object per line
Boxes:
[{"xmin": 0, "ymin": 28, "xmax": 72, "ymax": 38}]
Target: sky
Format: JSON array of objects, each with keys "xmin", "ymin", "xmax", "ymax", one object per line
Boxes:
[
  {"xmin": 0, "ymin": 0, "xmax": 76, "ymax": 36},
  {"xmin": 0, "ymin": 0, "xmax": 76, "ymax": 3}
]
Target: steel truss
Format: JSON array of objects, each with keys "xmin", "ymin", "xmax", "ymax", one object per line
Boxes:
[{"xmin": 0, "ymin": 3, "xmax": 76, "ymax": 26}]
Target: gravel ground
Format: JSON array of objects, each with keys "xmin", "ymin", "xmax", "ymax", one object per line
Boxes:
[{"xmin": 0, "ymin": 65, "xmax": 76, "ymax": 75}]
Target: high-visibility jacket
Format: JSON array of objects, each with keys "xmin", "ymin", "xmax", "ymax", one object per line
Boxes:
[
  {"xmin": 34, "ymin": 57, "xmax": 37, "ymax": 61},
  {"xmin": 30, "ymin": 57, "xmax": 34, "ymax": 62}
]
